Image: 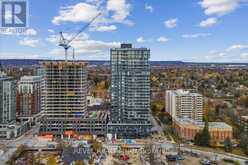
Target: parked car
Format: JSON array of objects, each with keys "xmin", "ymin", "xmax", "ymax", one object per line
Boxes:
[
  {"xmin": 120, "ymin": 154, "xmax": 129, "ymax": 161},
  {"xmin": 191, "ymin": 152, "xmax": 201, "ymax": 158},
  {"xmin": 166, "ymin": 155, "xmax": 184, "ymax": 161},
  {"xmin": 166, "ymin": 155, "xmax": 177, "ymax": 161},
  {"xmin": 200, "ymin": 158, "xmax": 211, "ymax": 165}
]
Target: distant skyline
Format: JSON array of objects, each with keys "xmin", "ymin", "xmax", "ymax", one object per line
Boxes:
[{"xmin": 0, "ymin": 0, "xmax": 248, "ymax": 62}]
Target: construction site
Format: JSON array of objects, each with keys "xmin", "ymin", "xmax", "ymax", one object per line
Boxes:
[{"xmin": 39, "ymin": 61, "xmax": 109, "ymax": 137}]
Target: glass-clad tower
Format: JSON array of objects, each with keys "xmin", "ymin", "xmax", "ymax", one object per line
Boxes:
[
  {"xmin": 108, "ymin": 44, "xmax": 151, "ymax": 138},
  {"xmin": 0, "ymin": 73, "xmax": 16, "ymax": 124}
]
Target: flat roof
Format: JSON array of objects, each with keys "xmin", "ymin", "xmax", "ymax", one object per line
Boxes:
[
  {"xmin": 168, "ymin": 89, "xmax": 202, "ymax": 97},
  {"xmin": 42, "ymin": 61, "xmax": 87, "ymax": 67},
  {"xmin": 241, "ymin": 116, "xmax": 248, "ymax": 121},
  {"xmin": 174, "ymin": 118, "xmax": 232, "ymax": 129}
]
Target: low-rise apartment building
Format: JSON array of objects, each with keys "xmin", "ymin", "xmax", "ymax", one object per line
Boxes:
[{"xmin": 173, "ymin": 118, "xmax": 233, "ymax": 143}]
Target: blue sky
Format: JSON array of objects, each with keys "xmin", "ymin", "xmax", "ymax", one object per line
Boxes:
[{"xmin": 0, "ymin": 0, "xmax": 248, "ymax": 62}]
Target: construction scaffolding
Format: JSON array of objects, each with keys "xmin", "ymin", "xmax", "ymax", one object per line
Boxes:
[{"xmin": 40, "ymin": 61, "xmax": 88, "ymax": 136}]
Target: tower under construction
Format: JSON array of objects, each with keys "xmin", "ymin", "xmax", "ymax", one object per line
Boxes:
[{"xmin": 40, "ymin": 61, "xmax": 88, "ymax": 136}]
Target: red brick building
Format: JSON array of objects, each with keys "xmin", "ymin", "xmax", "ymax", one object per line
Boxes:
[
  {"xmin": 16, "ymin": 76, "xmax": 42, "ymax": 117},
  {"xmin": 173, "ymin": 118, "xmax": 233, "ymax": 143}
]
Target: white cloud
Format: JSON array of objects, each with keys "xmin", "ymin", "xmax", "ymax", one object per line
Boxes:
[
  {"xmin": 157, "ymin": 37, "xmax": 169, "ymax": 43},
  {"xmin": 199, "ymin": 0, "xmax": 240, "ymax": 16},
  {"xmin": 136, "ymin": 37, "xmax": 146, "ymax": 43},
  {"xmin": 226, "ymin": 44, "xmax": 248, "ymax": 51},
  {"xmin": 25, "ymin": 29, "xmax": 37, "ymax": 35},
  {"xmin": 0, "ymin": 28, "xmax": 37, "ymax": 36},
  {"xmin": 107, "ymin": 0, "xmax": 131, "ymax": 22},
  {"xmin": 48, "ymin": 29, "xmax": 55, "ymax": 33},
  {"xmin": 52, "ymin": 0, "xmax": 132, "ymax": 31},
  {"xmin": 52, "ymin": 3, "xmax": 99, "ymax": 25},
  {"xmin": 182, "ymin": 33, "xmax": 211, "ymax": 38},
  {"xmin": 19, "ymin": 38, "xmax": 40, "ymax": 47},
  {"xmin": 199, "ymin": 17, "xmax": 217, "ymax": 27},
  {"xmin": 240, "ymin": 53, "xmax": 248, "ymax": 59},
  {"xmin": 164, "ymin": 18, "xmax": 177, "ymax": 28},
  {"xmin": 90, "ymin": 25, "xmax": 117, "ymax": 32},
  {"xmin": 192, "ymin": 51, "xmax": 229, "ymax": 62},
  {"xmin": 46, "ymin": 32, "xmax": 120, "ymax": 57},
  {"xmin": 145, "ymin": 4, "xmax": 153, "ymax": 13},
  {"xmin": 46, "ymin": 32, "xmax": 89, "ymax": 44},
  {"xmin": 85, "ymin": 0, "xmax": 101, "ymax": 4},
  {"xmin": 49, "ymin": 40, "xmax": 120, "ymax": 55}
]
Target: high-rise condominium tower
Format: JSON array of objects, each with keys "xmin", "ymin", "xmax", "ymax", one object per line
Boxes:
[
  {"xmin": 108, "ymin": 44, "xmax": 151, "ymax": 138},
  {"xmin": 166, "ymin": 89, "xmax": 203, "ymax": 121},
  {"xmin": 0, "ymin": 73, "xmax": 16, "ymax": 124},
  {"xmin": 40, "ymin": 61, "xmax": 87, "ymax": 135}
]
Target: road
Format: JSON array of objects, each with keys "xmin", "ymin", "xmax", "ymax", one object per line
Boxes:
[
  {"xmin": 0, "ymin": 124, "xmax": 40, "ymax": 164},
  {"xmin": 181, "ymin": 146, "xmax": 248, "ymax": 165},
  {"xmin": 150, "ymin": 116, "xmax": 164, "ymax": 135}
]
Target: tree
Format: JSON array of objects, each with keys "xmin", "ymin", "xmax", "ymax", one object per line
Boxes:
[
  {"xmin": 201, "ymin": 120, "xmax": 211, "ymax": 147},
  {"xmin": 151, "ymin": 101, "xmax": 164, "ymax": 116},
  {"xmin": 224, "ymin": 138, "xmax": 233, "ymax": 152},
  {"xmin": 234, "ymin": 160, "xmax": 240, "ymax": 165},
  {"xmin": 239, "ymin": 133, "xmax": 248, "ymax": 155},
  {"xmin": 47, "ymin": 156, "xmax": 57, "ymax": 165},
  {"xmin": 91, "ymin": 140, "xmax": 102, "ymax": 153},
  {"xmin": 194, "ymin": 120, "xmax": 210, "ymax": 147},
  {"xmin": 240, "ymin": 133, "xmax": 248, "ymax": 149},
  {"xmin": 74, "ymin": 160, "xmax": 84, "ymax": 165},
  {"xmin": 245, "ymin": 96, "xmax": 248, "ymax": 108},
  {"xmin": 194, "ymin": 132, "xmax": 202, "ymax": 146}
]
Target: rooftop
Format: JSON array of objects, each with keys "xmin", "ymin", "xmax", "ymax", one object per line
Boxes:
[
  {"xmin": 171, "ymin": 89, "xmax": 202, "ymax": 97},
  {"xmin": 20, "ymin": 76, "xmax": 42, "ymax": 82},
  {"xmin": 111, "ymin": 43, "xmax": 150, "ymax": 51},
  {"xmin": 42, "ymin": 61, "xmax": 87, "ymax": 68},
  {"xmin": 174, "ymin": 117, "xmax": 232, "ymax": 129},
  {"xmin": 241, "ymin": 116, "xmax": 248, "ymax": 121}
]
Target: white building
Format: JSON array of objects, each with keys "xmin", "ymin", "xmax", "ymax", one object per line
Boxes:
[
  {"xmin": 87, "ymin": 96, "xmax": 103, "ymax": 107},
  {"xmin": 165, "ymin": 89, "xmax": 203, "ymax": 122}
]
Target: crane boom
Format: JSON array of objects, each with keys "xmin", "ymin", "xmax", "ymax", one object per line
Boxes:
[
  {"xmin": 67, "ymin": 13, "xmax": 101, "ymax": 45},
  {"xmin": 58, "ymin": 12, "xmax": 101, "ymax": 61}
]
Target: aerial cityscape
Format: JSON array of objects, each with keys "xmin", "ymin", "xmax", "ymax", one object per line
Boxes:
[{"xmin": 0, "ymin": 0, "xmax": 248, "ymax": 165}]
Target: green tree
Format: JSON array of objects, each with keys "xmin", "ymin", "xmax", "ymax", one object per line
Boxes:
[
  {"xmin": 245, "ymin": 145, "xmax": 248, "ymax": 155},
  {"xmin": 194, "ymin": 132, "xmax": 202, "ymax": 146},
  {"xmin": 239, "ymin": 133, "xmax": 248, "ymax": 155},
  {"xmin": 234, "ymin": 160, "xmax": 240, "ymax": 165},
  {"xmin": 201, "ymin": 120, "xmax": 211, "ymax": 147},
  {"xmin": 240, "ymin": 133, "xmax": 248, "ymax": 149},
  {"xmin": 194, "ymin": 120, "xmax": 210, "ymax": 147},
  {"xmin": 224, "ymin": 138, "xmax": 233, "ymax": 152}
]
